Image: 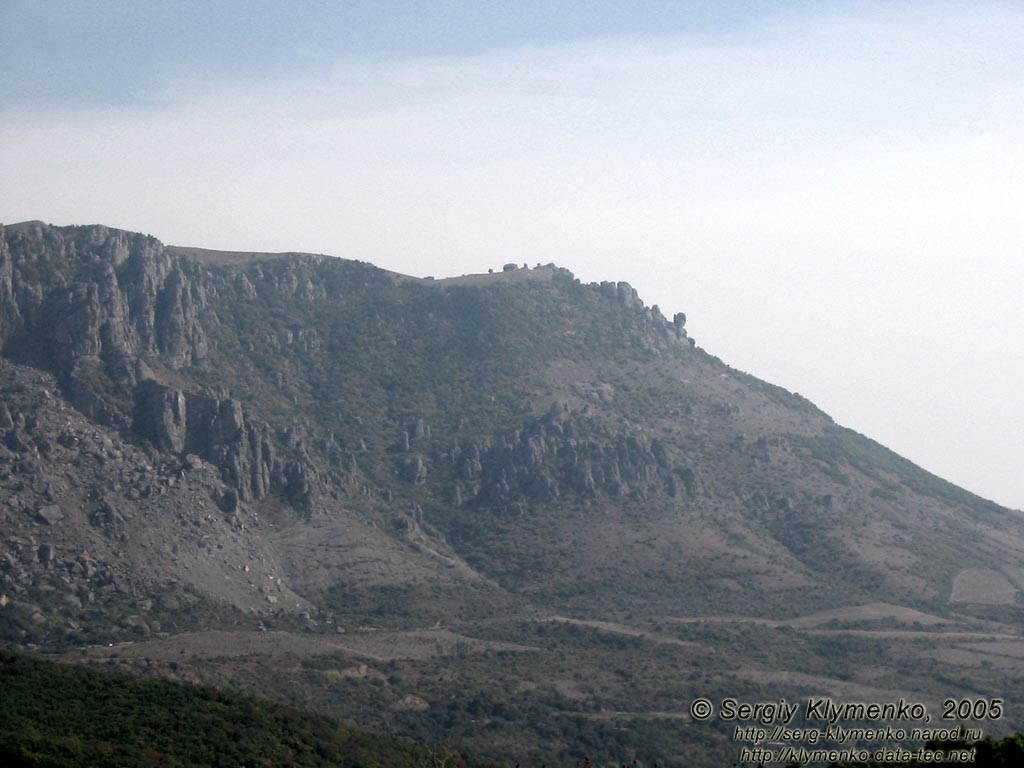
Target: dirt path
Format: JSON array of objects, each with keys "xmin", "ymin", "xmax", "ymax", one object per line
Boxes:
[{"xmin": 545, "ymin": 615, "xmax": 702, "ymax": 648}]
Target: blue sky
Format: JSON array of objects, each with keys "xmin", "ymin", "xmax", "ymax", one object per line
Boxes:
[
  {"xmin": 1, "ymin": 1, "xmax": 829, "ymax": 107},
  {"xmin": 2, "ymin": 1, "xmax": 1023, "ymax": 510}
]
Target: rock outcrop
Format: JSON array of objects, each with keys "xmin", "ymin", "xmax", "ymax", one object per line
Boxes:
[
  {"xmin": 0, "ymin": 222, "xmax": 209, "ymax": 371},
  {"xmin": 0, "ymin": 222, "xmax": 322, "ymax": 512},
  {"xmin": 436, "ymin": 404, "xmax": 689, "ymax": 509}
]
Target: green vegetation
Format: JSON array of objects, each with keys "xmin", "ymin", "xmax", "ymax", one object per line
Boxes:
[
  {"xmin": 0, "ymin": 650, "xmax": 485, "ymax": 768},
  {"xmin": 0, "ymin": 584, "xmax": 256, "ymax": 650},
  {"xmin": 831, "ymin": 733, "xmax": 1024, "ymax": 767},
  {"xmin": 801, "ymin": 426, "xmax": 1005, "ymax": 522}
]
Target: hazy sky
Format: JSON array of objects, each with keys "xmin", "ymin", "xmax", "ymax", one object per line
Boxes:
[{"xmin": 2, "ymin": 1, "xmax": 1022, "ymax": 510}]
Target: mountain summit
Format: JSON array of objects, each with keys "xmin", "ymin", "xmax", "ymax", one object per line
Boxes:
[{"xmin": 1, "ymin": 220, "xmax": 1021, "ymax": 765}]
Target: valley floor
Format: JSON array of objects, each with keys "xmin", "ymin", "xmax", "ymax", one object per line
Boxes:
[{"xmin": 55, "ymin": 600, "xmax": 1024, "ymax": 767}]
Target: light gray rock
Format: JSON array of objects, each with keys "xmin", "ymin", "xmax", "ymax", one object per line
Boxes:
[{"xmin": 36, "ymin": 504, "xmax": 62, "ymax": 525}]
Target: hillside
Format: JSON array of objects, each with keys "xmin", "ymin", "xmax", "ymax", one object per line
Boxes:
[
  {"xmin": 0, "ymin": 649, "xmax": 486, "ymax": 768},
  {"xmin": 1, "ymin": 220, "xmax": 1022, "ymax": 766}
]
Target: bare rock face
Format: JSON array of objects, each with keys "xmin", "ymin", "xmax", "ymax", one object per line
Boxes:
[
  {"xmin": 0, "ymin": 223, "xmax": 209, "ymax": 370},
  {"xmin": 154, "ymin": 266, "xmax": 210, "ymax": 369},
  {"xmin": 135, "ymin": 381, "xmax": 188, "ymax": 453},
  {"xmin": 441, "ymin": 407, "xmax": 681, "ymax": 508},
  {"xmin": 0, "ymin": 402, "xmax": 13, "ymax": 431},
  {"xmin": 187, "ymin": 393, "xmax": 285, "ymax": 504},
  {"xmin": 0, "ymin": 222, "xmax": 322, "ymax": 520},
  {"xmin": 133, "ymin": 382, "xmax": 283, "ymax": 504}
]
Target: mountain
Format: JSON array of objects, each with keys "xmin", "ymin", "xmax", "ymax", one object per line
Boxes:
[{"xmin": 1, "ymin": 220, "xmax": 1022, "ymax": 766}]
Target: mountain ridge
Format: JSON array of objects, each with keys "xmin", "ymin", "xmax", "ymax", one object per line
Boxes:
[
  {"xmin": 2, "ymin": 219, "xmax": 1022, "ymax": 765},
  {"xmin": 1, "ymin": 217, "xmax": 1017, "ymax": 616}
]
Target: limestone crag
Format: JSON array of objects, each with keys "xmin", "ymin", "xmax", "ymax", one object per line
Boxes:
[
  {"xmin": 433, "ymin": 404, "xmax": 694, "ymax": 508},
  {"xmin": 133, "ymin": 381, "xmax": 287, "ymax": 504},
  {"xmin": 0, "ymin": 222, "xmax": 321, "ymax": 511},
  {"xmin": 0, "ymin": 222, "xmax": 209, "ymax": 371}
]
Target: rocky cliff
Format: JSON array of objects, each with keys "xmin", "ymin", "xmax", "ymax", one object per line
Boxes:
[
  {"xmin": 0, "ymin": 222, "xmax": 324, "ymax": 512},
  {"xmin": 1, "ymin": 220, "xmax": 1022, "ymax": 650}
]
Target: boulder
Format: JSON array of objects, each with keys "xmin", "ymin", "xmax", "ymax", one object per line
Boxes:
[
  {"xmin": 36, "ymin": 504, "xmax": 63, "ymax": 525},
  {"xmin": 391, "ymin": 694, "xmax": 430, "ymax": 712},
  {"xmin": 0, "ymin": 402, "xmax": 13, "ymax": 431}
]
